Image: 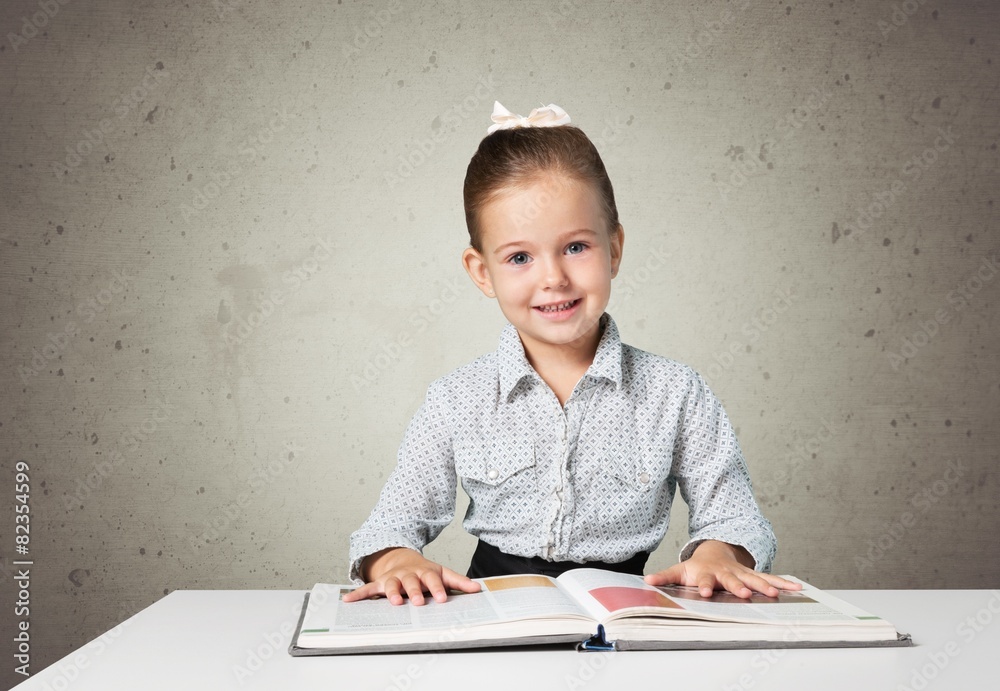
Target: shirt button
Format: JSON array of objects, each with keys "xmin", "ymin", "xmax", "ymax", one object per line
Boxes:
[
  {"xmin": 488, "ymin": 468, "xmax": 499, "ymax": 481},
  {"xmin": 639, "ymin": 472, "xmax": 650, "ymax": 484}
]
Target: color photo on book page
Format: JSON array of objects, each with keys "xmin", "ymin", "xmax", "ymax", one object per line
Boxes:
[
  {"xmin": 588, "ymin": 586, "xmax": 685, "ymax": 613},
  {"xmin": 482, "ymin": 575, "xmax": 556, "ymax": 592}
]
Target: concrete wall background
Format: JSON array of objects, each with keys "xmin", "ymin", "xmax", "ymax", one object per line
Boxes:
[{"xmin": 0, "ymin": 0, "xmax": 997, "ymax": 685}]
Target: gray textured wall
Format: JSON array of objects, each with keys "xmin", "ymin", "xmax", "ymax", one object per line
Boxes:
[{"xmin": 1, "ymin": 0, "xmax": 997, "ymax": 685}]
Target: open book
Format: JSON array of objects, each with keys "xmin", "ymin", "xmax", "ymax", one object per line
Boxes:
[{"xmin": 288, "ymin": 569, "xmax": 911, "ymax": 655}]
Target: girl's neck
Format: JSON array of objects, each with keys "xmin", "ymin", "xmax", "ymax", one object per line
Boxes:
[{"xmin": 520, "ymin": 321, "xmax": 603, "ymax": 381}]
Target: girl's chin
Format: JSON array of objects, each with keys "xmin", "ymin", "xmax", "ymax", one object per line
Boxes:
[{"xmin": 521, "ymin": 311, "xmax": 606, "ymax": 343}]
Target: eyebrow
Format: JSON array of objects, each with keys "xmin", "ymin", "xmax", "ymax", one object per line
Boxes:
[{"xmin": 492, "ymin": 228, "xmax": 600, "ymax": 256}]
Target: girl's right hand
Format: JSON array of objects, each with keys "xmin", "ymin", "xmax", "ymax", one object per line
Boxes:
[{"xmin": 341, "ymin": 547, "xmax": 482, "ymax": 606}]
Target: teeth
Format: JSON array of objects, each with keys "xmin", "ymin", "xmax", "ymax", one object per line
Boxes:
[{"xmin": 539, "ymin": 300, "xmax": 575, "ymax": 313}]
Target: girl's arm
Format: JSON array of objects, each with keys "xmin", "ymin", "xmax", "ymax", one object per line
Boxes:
[
  {"xmin": 647, "ymin": 370, "xmax": 798, "ymax": 598},
  {"xmin": 344, "ymin": 380, "xmax": 480, "ymax": 605}
]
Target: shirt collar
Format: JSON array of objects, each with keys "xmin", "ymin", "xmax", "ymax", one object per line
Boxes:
[{"xmin": 497, "ymin": 312, "xmax": 623, "ymax": 402}]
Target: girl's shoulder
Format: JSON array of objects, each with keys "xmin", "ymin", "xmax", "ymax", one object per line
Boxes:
[
  {"xmin": 424, "ymin": 351, "xmax": 499, "ymax": 400},
  {"xmin": 620, "ymin": 342, "xmax": 702, "ymax": 386}
]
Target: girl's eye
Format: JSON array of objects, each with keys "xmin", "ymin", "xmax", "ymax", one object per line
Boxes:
[
  {"xmin": 509, "ymin": 252, "xmax": 530, "ymax": 265},
  {"xmin": 567, "ymin": 242, "xmax": 587, "ymax": 254}
]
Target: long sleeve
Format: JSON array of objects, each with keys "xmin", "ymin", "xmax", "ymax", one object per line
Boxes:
[
  {"xmin": 347, "ymin": 381, "xmax": 457, "ymax": 584},
  {"xmin": 671, "ymin": 372, "xmax": 777, "ymax": 572}
]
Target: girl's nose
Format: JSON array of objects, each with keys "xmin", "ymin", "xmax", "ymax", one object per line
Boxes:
[{"xmin": 541, "ymin": 258, "xmax": 569, "ymax": 288}]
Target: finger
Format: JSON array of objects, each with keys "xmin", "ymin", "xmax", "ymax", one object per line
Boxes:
[
  {"xmin": 719, "ymin": 572, "xmax": 753, "ymax": 599},
  {"xmin": 422, "ymin": 570, "xmax": 448, "ymax": 603},
  {"xmin": 384, "ymin": 577, "xmax": 405, "ymax": 606},
  {"xmin": 400, "ymin": 573, "xmax": 427, "ymax": 606},
  {"xmin": 644, "ymin": 563, "xmax": 684, "ymax": 586},
  {"xmin": 762, "ymin": 573, "xmax": 802, "ymax": 591},
  {"xmin": 441, "ymin": 567, "xmax": 482, "ymax": 593},
  {"xmin": 733, "ymin": 570, "xmax": 797, "ymax": 597},
  {"xmin": 342, "ymin": 582, "xmax": 382, "ymax": 602},
  {"xmin": 696, "ymin": 574, "xmax": 718, "ymax": 598},
  {"xmin": 718, "ymin": 568, "xmax": 774, "ymax": 597},
  {"xmin": 739, "ymin": 572, "xmax": 781, "ymax": 597}
]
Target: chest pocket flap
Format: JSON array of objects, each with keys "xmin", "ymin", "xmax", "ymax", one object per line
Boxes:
[
  {"xmin": 606, "ymin": 443, "xmax": 671, "ymax": 492},
  {"xmin": 454, "ymin": 436, "xmax": 535, "ymax": 486}
]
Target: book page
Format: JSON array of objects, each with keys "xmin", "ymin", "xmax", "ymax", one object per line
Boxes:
[
  {"xmin": 646, "ymin": 583, "xmax": 858, "ymax": 625},
  {"xmin": 556, "ymin": 569, "xmax": 670, "ymax": 620},
  {"xmin": 550, "ymin": 572, "xmax": 901, "ymax": 645},
  {"xmin": 298, "ymin": 575, "xmax": 591, "ymax": 642},
  {"xmin": 477, "ymin": 574, "xmax": 592, "ymax": 621},
  {"xmin": 555, "ymin": 570, "xmax": 871, "ymax": 627}
]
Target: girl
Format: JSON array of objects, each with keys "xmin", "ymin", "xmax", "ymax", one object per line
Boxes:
[{"xmin": 344, "ymin": 102, "xmax": 799, "ymax": 606}]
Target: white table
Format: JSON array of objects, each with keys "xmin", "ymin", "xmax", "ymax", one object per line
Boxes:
[{"xmin": 12, "ymin": 589, "xmax": 1000, "ymax": 690}]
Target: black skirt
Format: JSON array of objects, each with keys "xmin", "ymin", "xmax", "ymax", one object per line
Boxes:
[{"xmin": 466, "ymin": 539, "xmax": 650, "ymax": 579}]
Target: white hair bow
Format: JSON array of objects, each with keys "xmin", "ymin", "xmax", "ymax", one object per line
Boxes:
[{"xmin": 487, "ymin": 101, "xmax": 571, "ymax": 134}]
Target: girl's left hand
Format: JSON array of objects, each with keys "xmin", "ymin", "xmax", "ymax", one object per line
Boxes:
[{"xmin": 643, "ymin": 540, "xmax": 802, "ymax": 599}]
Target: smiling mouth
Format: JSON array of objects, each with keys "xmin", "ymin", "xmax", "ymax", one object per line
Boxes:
[{"xmin": 534, "ymin": 299, "xmax": 581, "ymax": 313}]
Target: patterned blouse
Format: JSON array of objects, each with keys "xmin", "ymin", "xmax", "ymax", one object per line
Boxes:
[{"xmin": 349, "ymin": 312, "xmax": 776, "ymax": 583}]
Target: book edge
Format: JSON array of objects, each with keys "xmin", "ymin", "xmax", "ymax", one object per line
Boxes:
[{"xmin": 612, "ymin": 630, "xmax": 914, "ymax": 651}]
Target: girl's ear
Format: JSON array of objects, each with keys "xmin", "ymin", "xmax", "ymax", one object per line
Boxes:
[
  {"xmin": 462, "ymin": 247, "xmax": 495, "ymax": 297},
  {"xmin": 610, "ymin": 224, "xmax": 625, "ymax": 277}
]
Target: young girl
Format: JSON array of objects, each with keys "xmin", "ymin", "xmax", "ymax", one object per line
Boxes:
[{"xmin": 344, "ymin": 102, "xmax": 800, "ymax": 606}]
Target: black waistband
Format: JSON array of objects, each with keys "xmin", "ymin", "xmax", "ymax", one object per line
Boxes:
[{"xmin": 466, "ymin": 539, "xmax": 650, "ymax": 579}]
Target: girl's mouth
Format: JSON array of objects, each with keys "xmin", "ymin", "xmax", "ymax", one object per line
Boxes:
[{"xmin": 534, "ymin": 298, "xmax": 581, "ymax": 318}]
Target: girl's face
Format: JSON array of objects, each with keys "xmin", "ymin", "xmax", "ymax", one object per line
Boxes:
[{"xmin": 462, "ymin": 172, "xmax": 624, "ymax": 360}]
